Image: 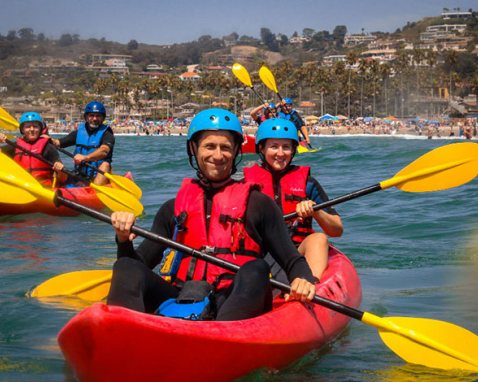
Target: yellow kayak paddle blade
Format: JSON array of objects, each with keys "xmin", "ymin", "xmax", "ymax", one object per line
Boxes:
[
  {"xmin": 0, "ymin": 106, "xmax": 19, "ymax": 131},
  {"xmin": 381, "ymin": 142, "xmax": 478, "ymax": 192},
  {"xmin": 108, "ymin": 173, "xmax": 143, "ymax": 199},
  {"xmin": 91, "ymin": 183, "xmax": 144, "ymax": 216},
  {"xmin": 232, "ymin": 63, "xmax": 253, "ymax": 88},
  {"xmin": 297, "ymin": 144, "xmax": 320, "ymax": 154},
  {"xmin": 259, "ymin": 66, "xmax": 279, "ymax": 94},
  {"xmin": 0, "ymin": 152, "xmax": 56, "ymax": 204},
  {"xmin": 373, "ymin": 315, "xmax": 478, "ymax": 372},
  {"xmin": 29, "ymin": 269, "xmax": 112, "ymax": 302}
]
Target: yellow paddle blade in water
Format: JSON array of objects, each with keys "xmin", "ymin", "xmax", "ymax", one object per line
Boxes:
[
  {"xmin": 29, "ymin": 269, "xmax": 112, "ymax": 302},
  {"xmin": 259, "ymin": 66, "xmax": 279, "ymax": 93},
  {"xmin": 232, "ymin": 63, "xmax": 253, "ymax": 88},
  {"xmin": 107, "ymin": 173, "xmax": 143, "ymax": 199},
  {"xmin": 297, "ymin": 144, "xmax": 319, "ymax": 154},
  {"xmin": 364, "ymin": 314, "xmax": 478, "ymax": 372},
  {"xmin": 381, "ymin": 142, "xmax": 478, "ymax": 192}
]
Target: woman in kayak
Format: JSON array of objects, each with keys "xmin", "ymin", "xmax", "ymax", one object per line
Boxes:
[
  {"xmin": 250, "ymin": 102, "xmax": 276, "ymax": 125},
  {"xmin": 0, "ymin": 111, "xmax": 67, "ymax": 187},
  {"xmin": 243, "ymin": 118, "xmax": 343, "ymax": 280},
  {"xmin": 107, "ymin": 108, "xmax": 316, "ymax": 320}
]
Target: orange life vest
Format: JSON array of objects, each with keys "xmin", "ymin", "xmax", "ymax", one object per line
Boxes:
[{"xmin": 14, "ymin": 137, "xmax": 54, "ymax": 186}]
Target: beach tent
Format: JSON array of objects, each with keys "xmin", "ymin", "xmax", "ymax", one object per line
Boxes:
[
  {"xmin": 385, "ymin": 115, "xmax": 398, "ymax": 121},
  {"xmin": 319, "ymin": 114, "xmax": 339, "ymax": 122},
  {"xmin": 305, "ymin": 115, "xmax": 320, "ymax": 122},
  {"xmin": 363, "ymin": 116, "xmax": 374, "ymax": 123},
  {"xmin": 336, "ymin": 114, "xmax": 349, "ymax": 120}
]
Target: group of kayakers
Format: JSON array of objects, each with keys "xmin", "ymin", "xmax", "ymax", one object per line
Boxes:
[
  {"xmin": 1, "ymin": 101, "xmax": 341, "ymax": 322},
  {"xmin": 0, "ymin": 101, "xmax": 115, "ymax": 187}
]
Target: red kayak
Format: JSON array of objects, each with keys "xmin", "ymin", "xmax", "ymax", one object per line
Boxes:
[
  {"xmin": 58, "ymin": 247, "xmax": 361, "ymax": 382},
  {"xmin": 241, "ymin": 134, "xmax": 256, "ymax": 154},
  {"xmin": 0, "ymin": 172, "xmax": 134, "ymax": 216}
]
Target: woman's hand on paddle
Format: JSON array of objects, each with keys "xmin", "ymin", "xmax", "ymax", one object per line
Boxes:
[
  {"xmin": 0, "ymin": 133, "xmax": 6, "ymax": 143},
  {"xmin": 111, "ymin": 211, "xmax": 137, "ymax": 242},
  {"xmin": 296, "ymin": 200, "xmax": 315, "ymax": 219},
  {"xmin": 285, "ymin": 278, "xmax": 316, "ymax": 303},
  {"xmin": 52, "ymin": 161, "xmax": 64, "ymax": 172}
]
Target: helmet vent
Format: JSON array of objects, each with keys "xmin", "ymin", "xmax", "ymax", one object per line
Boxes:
[
  {"xmin": 225, "ymin": 116, "xmax": 230, "ymax": 121},
  {"xmin": 209, "ymin": 115, "xmax": 216, "ymax": 121}
]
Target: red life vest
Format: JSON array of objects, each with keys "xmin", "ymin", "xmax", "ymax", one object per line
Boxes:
[
  {"xmin": 174, "ymin": 179, "xmax": 261, "ymax": 289},
  {"xmin": 243, "ymin": 164, "xmax": 314, "ymax": 244},
  {"xmin": 14, "ymin": 137, "xmax": 54, "ymax": 186}
]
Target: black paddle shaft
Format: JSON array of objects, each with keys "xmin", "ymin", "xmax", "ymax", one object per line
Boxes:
[
  {"xmin": 6, "ymin": 139, "xmax": 89, "ymax": 183},
  {"xmin": 283, "ymin": 184, "xmax": 382, "ymax": 220},
  {"xmin": 55, "ymin": 194, "xmax": 365, "ymax": 322}
]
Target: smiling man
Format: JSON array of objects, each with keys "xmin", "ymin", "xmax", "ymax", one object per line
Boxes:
[{"xmin": 107, "ymin": 108, "xmax": 316, "ymax": 321}]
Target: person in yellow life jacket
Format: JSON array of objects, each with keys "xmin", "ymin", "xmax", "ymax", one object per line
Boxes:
[
  {"xmin": 0, "ymin": 112, "xmax": 67, "ymax": 187},
  {"xmin": 107, "ymin": 108, "xmax": 316, "ymax": 321},
  {"xmin": 51, "ymin": 101, "xmax": 114, "ymax": 185},
  {"xmin": 243, "ymin": 118, "xmax": 343, "ymax": 279}
]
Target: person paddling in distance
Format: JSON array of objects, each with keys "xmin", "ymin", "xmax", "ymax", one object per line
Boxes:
[
  {"xmin": 51, "ymin": 101, "xmax": 114, "ymax": 185},
  {"xmin": 243, "ymin": 118, "xmax": 343, "ymax": 280},
  {"xmin": 107, "ymin": 108, "xmax": 316, "ymax": 320},
  {"xmin": 250, "ymin": 102, "xmax": 276, "ymax": 125},
  {"xmin": 0, "ymin": 112, "xmax": 67, "ymax": 187},
  {"xmin": 277, "ymin": 97, "xmax": 312, "ymax": 148}
]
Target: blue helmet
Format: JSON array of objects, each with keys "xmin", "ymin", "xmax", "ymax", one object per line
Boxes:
[
  {"xmin": 19, "ymin": 112, "xmax": 45, "ymax": 132},
  {"xmin": 255, "ymin": 118, "xmax": 299, "ymax": 153},
  {"xmin": 187, "ymin": 108, "xmax": 243, "ymax": 144},
  {"xmin": 283, "ymin": 97, "xmax": 293, "ymax": 105},
  {"xmin": 84, "ymin": 101, "xmax": 106, "ymax": 116},
  {"xmin": 265, "ymin": 103, "xmax": 276, "ymax": 110}
]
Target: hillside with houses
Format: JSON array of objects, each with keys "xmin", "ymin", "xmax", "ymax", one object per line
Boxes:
[{"xmin": 0, "ymin": 7, "xmax": 477, "ymax": 123}]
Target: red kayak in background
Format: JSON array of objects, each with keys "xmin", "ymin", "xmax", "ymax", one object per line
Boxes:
[
  {"xmin": 58, "ymin": 246, "xmax": 361, "ymax": 382},
  {"xmin": 0, "ymin": 172, "xmax": 134, "ymax": 216},
  {"xmin": 241, "ymin": 134, "xmax": 256, "ymax": 154}
]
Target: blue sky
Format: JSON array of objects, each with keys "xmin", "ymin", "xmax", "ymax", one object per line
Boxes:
[{"xmin": 0, "ymin": 0, "xmax": 476, "ymax": 45}]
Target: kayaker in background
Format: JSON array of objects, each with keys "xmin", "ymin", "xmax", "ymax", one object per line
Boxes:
[
  {"xmin": 107, "ymin": 108, "xmax": 316, "ymax": 321},
  {"xmin": 250, "ymin": 102, "xmax": 276, "ymax": 125},
  {"xmin": 0, "ymin": 111, "xmax": 67, "ymax": 187},
  {"xmin": 277, "ymin": 97, "xmax": 312, "ymax": 148},
  {"xmin": 51, "ymin": 101, "xmax": 115, "ymax": 185},
  {"xmin": 243, "ymin": 118, "xmax": 343, "ymax": 280}
]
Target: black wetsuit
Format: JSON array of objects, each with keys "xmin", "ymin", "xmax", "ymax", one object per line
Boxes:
[{"xmin": 107, "ymin": 184, "xmax": 314, "ymax": 321}]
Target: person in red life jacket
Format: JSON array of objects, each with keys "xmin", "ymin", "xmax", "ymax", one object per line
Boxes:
[
  {"xmin": 250, "ymin": 102, "xmax": 276, "ymax": 125},
  {"xmin": 51, "ymin": 101, "xmax": 114, "ymax": 185},
  {"xmin": 243, "ymin": 118, "xmax": 343, "ymax": 280},
  {"xmin": 106, "ymin": 108, "xmax": 316, "ymax": 320},
  {"xmin": 0, "ymin": 112, "xmax": 67, "ymax": 187},
  {"xmin": 277, "ymin": 97, "xmax": 312, "ymax": 148}
]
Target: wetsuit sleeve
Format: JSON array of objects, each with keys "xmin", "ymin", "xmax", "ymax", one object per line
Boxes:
[
  {"xmin": 117, "ymin": 198, "xmax": 176, "ymax": 269},
  {"xmin": 101, "ymin": 129, "xmax": 115, "ymax": 150},
  {"xmin": 1, "ymin": 144, "xmax": 14, "ymax": 157},
  {"xmin": 306, "ymin": 176, "xmax": 339, "ymax": 215},
  {"xmin": 245, "ymin": 190, "xmax": 314, "ymax": 283},
  {"xmin": 43, "ymin": 143, "xmax": 61, "ymax": 163},
  {"xmin": 58, "ymin": 131, "xmax": 78, "ymax": 148}
]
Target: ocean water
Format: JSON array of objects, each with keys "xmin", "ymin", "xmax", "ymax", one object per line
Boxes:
[{"xmin": 0, "ymin": 135, "xmax": 477, "ymax": 381}]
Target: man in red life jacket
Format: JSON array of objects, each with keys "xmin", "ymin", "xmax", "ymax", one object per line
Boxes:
[
  {"xmin": 0, "ymin": 112, "xmax": 67, "ymax": 187},
  {"xmin": 107, "ymin": 108, "xmax": 316, "ymax": 320}
]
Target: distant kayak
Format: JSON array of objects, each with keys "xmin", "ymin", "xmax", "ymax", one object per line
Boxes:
[
  {"xmin": 242, "ymin": 134, "xmax": 256, "ymax": 154},
  {"xmin": 58, "ymin": 246, "xmax": 361, "ymax": 382},
  {"xmin": 298, "ymin": 141, "xmax": 320, "ymax": 154},
  {"xmin": 0, "ymin": 172, "xmax": 134, "ymax": 216}
]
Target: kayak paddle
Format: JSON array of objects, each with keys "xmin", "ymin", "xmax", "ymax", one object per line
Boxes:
[
  {"xmin": 0, "ymin": 152, "xmax": 143, "ymax": 216},
  {"xmin": 232, "ymin": 63, "xmax": 268, "ymax": 106},
  {"xmin": 57, "ymin": 146, "xmax": 142, "ymax": 200},
  {"xmin": 0, "ymin": 106, "xmax": 19, "ymax": 131},
  {"xmin": 24, "ymin": 183, "xmax": 478, "ymax": 372},
  {"xmin": 258, "ymin": 65, "xmax": 283, "ymax": 100},
  {"xmin": 284, "ymin": 142, "xmax": 478, "ymax": 220}
]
